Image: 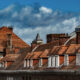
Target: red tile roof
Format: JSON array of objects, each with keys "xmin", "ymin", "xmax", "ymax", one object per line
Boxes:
[
  {"xmin": 1, "ymin": 54, "xmax": 20, "ymax": 62},
  {"xmin": 66, "ymin": 44, "xmax": 80, "ymax": 55},
  {"xmin": 31, "ymin": 52, "xmax": 42, "ymax": 59},
  {"xmin": 0, "ymin": 26, "xmax": 30, "ymax": 52},
  {"xmin": 39, "ymin": 49, "xmax": 50, "ymax": 58},
  {"xmin": 57, "ymin": 45, "xmax": 68, "ymax": 55}
]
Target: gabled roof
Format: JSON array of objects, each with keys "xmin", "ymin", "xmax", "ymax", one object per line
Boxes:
[{"xmin": 0, "ymin": 26, "xmax": 30, "ymax": 52}]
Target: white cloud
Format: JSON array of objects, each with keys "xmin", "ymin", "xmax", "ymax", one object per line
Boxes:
[
  {"xmin": 39, "ymin": 6, "xmax": 52, "ymax": 14},
  {"xmin": 0, "ymin": 4, "xmax": 80, "ymax": 44}
]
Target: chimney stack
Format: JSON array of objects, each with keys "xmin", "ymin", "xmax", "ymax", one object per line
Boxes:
[
  {"xmin": 75, "ymin": 27, "xmax": 80, "ymax": 44},
  {"xmin": 7, "ymin": 33, "xmax": 12, "ymax": 49}
]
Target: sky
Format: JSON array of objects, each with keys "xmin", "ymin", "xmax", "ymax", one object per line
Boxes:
[{"xmin": 0, "ymin": 0, "xmax": 80, "ymax": 44}]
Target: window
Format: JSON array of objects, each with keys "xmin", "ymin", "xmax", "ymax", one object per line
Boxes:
[
  {"xmin": 39, "ymin": 58, "xmax": 42, "ymax": 67},
  {"xmin": 30, "ymin": 59, "xmax": 33, "ymax": 67},
  {"xmin": 48, "ymin": 56, "xmax": 51, "ymax": 67},
  {"xmin": 0, "ymin": 63, "xmax": 4, "ymax": 67},
  {"xmin": 64, "ymin": 54, "xmax": 69, "ymax": 66},
  {"xmin": 52, "ymin": 56, "xmax": 55, "ymax": 67},
  {"xmin": 76, "ymin": 53, "xmax": 80, "ymax": 65},
  {"xmin": 27, "ymin": 60, "xmax": 29, "ymax": 67},
  {"xmin": 55, "ymin": 55, "xmax": 59, "ymax": 68},
  {"xmin": 24, "ymin": 60, "xmax": 26, "ymax": 67}
]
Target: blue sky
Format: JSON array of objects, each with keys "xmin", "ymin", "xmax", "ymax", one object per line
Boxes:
[
  {"xmin": 0, "ymin": 0, "xmax": 80, "ymax": 12},
  {"xmin": 0, "ymin": 0, "xmax": 80, "ymax": 44}
]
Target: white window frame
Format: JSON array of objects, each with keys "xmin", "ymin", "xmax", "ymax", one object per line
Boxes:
[
  {"xmin": 64, "ymin": 54, "xmax": 69, "ymax": 66},
  {"xmin": 24, "ymin": 60, "xmax": 26, "ymax": 67},
  {"xmin": 55, "ymin": 55, "xmax": 59, "ymax": 68},
  {"xmin": 52, "ymin": 56, "xmax": 55, "ymax": 67},
  {"xmin": 5, "ymin": 61, "xmax": 7, "ymax": 68},
  {"xmin": 76, "ymin": 53, "xmax": 80, "ymax": 66},
  {"xmin": 48, "ymin": 56, "xmax": 52, "ymax": 67},
  {"xmin": 39, "ymin": 58, "xmax": 42, "ymax": 67},
  {"xmin": 30, "ymin": 59, "xmax": 33, "ymax": 67},
  {"xmin": 27, "ymin": 59, "xmax": 29, "ymax": 67}
]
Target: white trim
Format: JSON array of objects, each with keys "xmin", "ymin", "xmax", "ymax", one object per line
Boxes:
[
  {"xmin": 24, "ymin": 60, "xmax": 26, "ymax": 67},
  {"xmin": 55, "ymin": 55, "xmax": 59, "ymax": 68},
  {"xmin": 27, "ymin": 60, "xmax": 29, "ymax": 67},
  {"xmin": 39, "ymin": 58, "xmax": 43, "ymax": 67},
  {"xmin": 30, "ymin": 59, "xmax": 33, "ymax": 67},
  {"xmin": 48, "ymin": 56, "xmax": 51, "ymax": 67},
  {"xmin": 64, "ymin": 54, "xmax": 69, "ymax": 66},
  {"xmin": 5, "ymin": 61, "xmax": 7, "ymax": 68},
  {"xmin": 52, "ymin": 56, "xmax": 55, "ymax": 67},
  {"xmin": 76, "ymin": 53, "xmax": 80, "ymax": 65}
]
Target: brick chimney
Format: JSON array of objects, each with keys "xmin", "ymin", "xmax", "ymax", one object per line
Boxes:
[
  {"xmin": 75, "ymin": 27, "xmax": 80, "ymax": 44},
  {"xmin": 7, "ymin": 33, "xmax": 12, "ymax": 49},
  {"xmin": 47, "ymin": 33, "xmax": 69, "ymax": 45}
]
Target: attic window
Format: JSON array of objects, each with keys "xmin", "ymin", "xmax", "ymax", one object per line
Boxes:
[
  {"xmin": 0, "ymin": 63, "xmax": 4, "ymax": 67},
  {"xmin": 48, "ymin": 56, "xmax": 51, "ymax": 67},
  {"xmin": 27, "ymin": 60, "xmax": 29, "ymax": 67},
  {"xmin": 52, "ymin": 56, "xmax": 55, "ymax": 67},
  {"xmin": 76, "ymin": 53, "xmax": 80, "ymax": 65},
  {"xmin": 55, "ymin": 55, "xmax": 59, "ymax": 67},
  {"xmin": 64, "ymin": 54, "xmax": 69, "ymax": 66},
  {"xmin": 30, "ymin": 59, "xmax": 33, "ymax": 67},
  {"xmin": 39, "ymin": 58, "xmax": 42, "ymax": 67}
]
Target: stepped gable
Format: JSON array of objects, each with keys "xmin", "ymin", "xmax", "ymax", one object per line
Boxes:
[
  {"xmin": 39, "ymin": 49, "xmax": 50, "ymax": 58},
  {"xmin": 0, "ymin": 26, "xmax": 29, "ymax": 52},
  {"xmin": 66, "ymin": 44, "xmax": 80, "ymax": 55}
]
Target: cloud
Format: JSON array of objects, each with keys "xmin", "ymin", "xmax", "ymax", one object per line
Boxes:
[
  {"xmin": 0, "ymin": 4, "xmax": 80, "ymax": 44},
  {"xmin": 39, "ymin": 6, "xmax": 52, "ymax": 14}
]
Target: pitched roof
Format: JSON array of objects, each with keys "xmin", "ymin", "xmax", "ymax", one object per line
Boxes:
[
  {"xmin": 35, "ymin": 42, "xmax": 57, "ymax": 52},
  {"xmin": 39, "ymin": 49, "xmax": 50, "ymax": 58},
  {"xmin": 48, "ymin": 46, "xmax": 60, "ymax": 56},
  {"xmin": 66, "ymin": 44, "xmax": 80, "ymax": 55},
  {"xmin": 1, "ymin": 54, "xmax": 20, "ymax": 62},
  {"xmin": 0, "ymin": 26, "xmax": 30, "ymax": 52},
  {"xmin": 57, "ymin": 45, "xmax": 68, "ymax": 55},
  {"xmin": 25, "ymin": 53, "xmax": 33, "ymax": 59},
  {"xmin": 31, "ymin": 52, "xmax": 42, "ymax": 59}
]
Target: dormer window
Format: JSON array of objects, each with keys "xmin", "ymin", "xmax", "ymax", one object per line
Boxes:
[
  {"xmin": 0, "ymin": 62, "xmax": 4, "ymax": 68},
  {"xmin": 24, "ymin": 60, "xmax": 26, "ymax": 67},
  {"xmin": 30, "ymin": 59, "xmax": 33, "ymax": 67},
  {"xmin": 76, "ymin": 53, "xmax": 80, "ymax": 65},
  {"xmin": 64, "ymin": 54, "xmax": 69, "ymax": 66},
  {"xmin": 39, "ymin": 58, "xmax": 42, "ymax": 67},
  {"xmin": 52, "ymin": 56, "xmax": 55, "ymax": 67},
  {"xmin": 27, "ymin": 60, "xmax": 29, "ymax": 67},
  {"xmin": 55, "ymin": 55, "xmax": 59, "ymax": 67},
  {"xmin": 48, "ymin": 56, "xmax": 51, "ymax": 67}
]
